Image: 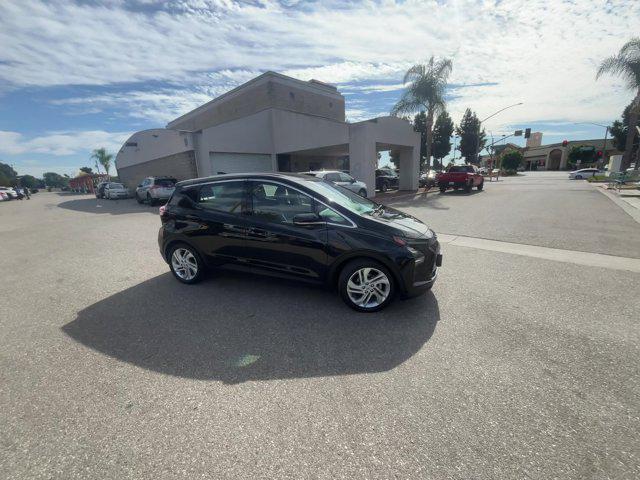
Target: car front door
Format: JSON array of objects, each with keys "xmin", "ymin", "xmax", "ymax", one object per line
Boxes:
[
  {"xmin": 177, "ymin": 180, "xmax": 250, "ymax": 266},
  {"xmin": 244, "ymin": 180, "xmax": 328, "ymax": 281}
]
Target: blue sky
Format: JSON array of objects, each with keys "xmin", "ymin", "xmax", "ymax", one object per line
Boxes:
[{"xmin": 1, "ymin": 0, "xmax": 638, "ymax": 177}]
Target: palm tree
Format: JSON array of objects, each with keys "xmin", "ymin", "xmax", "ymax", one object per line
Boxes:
[
  {"xmin": 391, "ymin": 56, "xmax": 453, "ymax": 169},
  {"xmin": 91, "ymin": 148, "xmax": 114, "ymax": 178},
  {"xmin": 597, "ymin": 37, "xmax": 640, "ymax": 170}
]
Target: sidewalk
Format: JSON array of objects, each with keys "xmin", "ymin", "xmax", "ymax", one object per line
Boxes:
[{"xmin": 595, "ymin": 184, "xmax": 640, "ymax": 225}]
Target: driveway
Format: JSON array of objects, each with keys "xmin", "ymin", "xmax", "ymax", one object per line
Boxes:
[{"xmin": 1, "ymin": 184, "xmax": 639, "ymax": 479}]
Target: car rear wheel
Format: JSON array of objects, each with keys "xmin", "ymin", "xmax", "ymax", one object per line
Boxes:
[
  {"xmin": 358, "ymin": 188, "xmax": 367, "ymax": 197},
  {"xmin": 147, "ymin": 193, "xmax": 156, "ymax": 205},
  {"xmin": 439, "ymin": 186, "xmax": 446, "ymax": 193},
  {"xmin": 136, "ymin": 192, "xmax": 143, "ymax": 204},
  {"xmin": 169, "ymin": 244, "xmax": 205, "ymax": 284},
  {"xmin": 381, "ymin": 182, "xmax": 388, "ymax": 192},
  {"xmin": 575, "ymin": 175, "xmax": 583, "ymax": 179},
  {"xmin": 477, "ymin": 181, "xmax": 484, "ymax": 191},
  {"xmin": 464, "ymin": 181, "xmax": 472, "ymax": 193},
  {"xmin": 339, "ymin": 259, "xmax": 395, "ymax": 312}
]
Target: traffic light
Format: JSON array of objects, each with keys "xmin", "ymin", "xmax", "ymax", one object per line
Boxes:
[
  {"xmin": 525, "ymin": 128, "xmax": 531, "ymax": 139},
  {"xmin": 596, "ymin": 150, "xmax": 603, "ymax": 159},
  {"xmin": 562, "ymin": 140, "xmax": 568, "ymax": 147}
]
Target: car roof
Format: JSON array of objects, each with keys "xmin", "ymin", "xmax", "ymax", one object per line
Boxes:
[{"xmin": 176, "ymin": 172, "xmax": 324, "ymax": 187}]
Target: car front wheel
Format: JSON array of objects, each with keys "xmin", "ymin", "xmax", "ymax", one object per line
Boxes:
[
  {"xmin": 358, "ymin": 188, "xmax": 367, "ymax": 197},
  {"xmin": 136, "ymin": 192, "xmax": 144, "ymax": 204},
  {"xmin": 169, "ymin": 244, "xmax": 205, "ymax": 284},
  {"xmin": 339, "ymin": 260, "xmax": 395, "ymax": 312}
]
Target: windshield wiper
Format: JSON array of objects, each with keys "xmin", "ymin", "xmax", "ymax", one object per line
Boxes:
[{"xmin": 372, "ymin": 204, "xmax": 385, "ymax": 216}]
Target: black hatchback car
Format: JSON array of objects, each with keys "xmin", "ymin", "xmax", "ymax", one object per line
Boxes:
[{"xmin": 158, "ymin": 173, "xmax": 441, "ymax": 312}]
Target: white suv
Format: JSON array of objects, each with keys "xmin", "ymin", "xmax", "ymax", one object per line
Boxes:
[{"xmin": 135, "ymin": 177, "xmax": 177, "ymax": 205}]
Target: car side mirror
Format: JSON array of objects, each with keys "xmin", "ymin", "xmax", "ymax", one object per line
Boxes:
[
  {"xmin": 293, "ymin": 213, "xmax": 324, "ymax": 226},
  {"xmin": 350, "ymin": 178, "xmax": 356, "ymax": 183},
  {"xmin": 137, "ymin": 184, "xmax": 142, "ymax": 188}
]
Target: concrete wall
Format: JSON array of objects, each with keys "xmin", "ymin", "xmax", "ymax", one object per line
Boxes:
[
  {"xmin": 168, "ymin": 72, "xmax": 344, "ymax": 132},
  {"xmin": 117, "ymin": 151, "xmax": 197, "ymax": 189},
  {"xmin": 272, "ymin": 109, "xmax": 349, "ymax": 154},
  {"xmin": 116, "ymin": 129, "xmax": 192, "ymax": 169}
]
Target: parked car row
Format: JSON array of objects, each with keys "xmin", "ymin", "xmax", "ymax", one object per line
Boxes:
[{"xmin": 0, "ymin": 186, "xmax": 33, "ymax": 201}]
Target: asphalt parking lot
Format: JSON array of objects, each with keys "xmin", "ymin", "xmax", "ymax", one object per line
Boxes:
[{"xmin": 2, "ymin": 172, "xmax": 640, "ymax": 479}]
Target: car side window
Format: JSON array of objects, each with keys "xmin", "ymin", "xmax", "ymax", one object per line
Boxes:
[
  {"xmin": 316, "ymin": 204, "xmax": 350, "ymax": 226},
  {"xmin": 339, "ymin": 173, "xmax": 353, "ymax": 182},
  {"xmin": 250, "ymin": 181, "xmax": 315, "ymax": 225},
  {"xmin": 197, "ymin": 181, "xmax": 244, "ymax": 214}
]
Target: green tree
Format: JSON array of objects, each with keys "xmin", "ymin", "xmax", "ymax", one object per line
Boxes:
[
  {"xmin": 91, "ymin": 148, "xmax": 114, "ymax": 176},
  {"xmin": 432, "ymin": 111, "xmax": 454, "ymax": 165},
  {"xmin": 391, "ymin": 56, "xmax": 453, "ymax": 169},
  {"xmin": 79, "ymin": 166, "xmax": 94, "ymax": 174},
  {"xmin": 389, "ymin": 150, "xmax": 401, "ymax": 169},
  {"xmin": 609, "ymin": 102, "xmax": 639, "ymax": 155},
  {"xmin": 501, "ymin": 151, "xmax": 523, "ymax": 171},
  {"xmin": 456, "ymin": 108, "xmax": 486, "ymax": 164},
  {"xmin": 19, "ymin": 175, "xmax": 38, "ymax": 189},
  {"xmin": 0, "ymin": 161, "xmax": 17, "ymax": 185},
  {"xmin": 568, "ymin": 146, "xmax": 596, "ymax": 169},
  {"xmin": 413, "ymin": 111, "xmax": 428, "ymax": 169},
  {"xmin": 597, "ymin": 37, "xmax": 640, "ymax": 170},
  {"xmin": 43, "ymin": 172, "xmax": 69, "ymax": 188}
]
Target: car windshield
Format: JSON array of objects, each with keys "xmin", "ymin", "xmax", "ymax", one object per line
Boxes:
[
  {"xmin": 449, "ymin": 166, "xmax": 473, "ymax": 173},
  {"xmin": 110, "ymin": 183, "xmax": 124, "ymax": 189},
  {"xmin": 301, "ymin": 179, "xmax": 377, "ymax": 215}
]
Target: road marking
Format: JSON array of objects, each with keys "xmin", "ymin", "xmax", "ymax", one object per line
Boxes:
[{"xmin": 438, "ymin": 234, "xmax": 640, "ymax": 273}]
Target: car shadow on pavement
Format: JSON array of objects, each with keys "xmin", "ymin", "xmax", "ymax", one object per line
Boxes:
[
  {"xmin": 62, "ymin": 271, "xmax": 440, "ymax": 383},
  {"xmin": 57, "ymin": 197, "xmax": 159, "ymax": 215}
]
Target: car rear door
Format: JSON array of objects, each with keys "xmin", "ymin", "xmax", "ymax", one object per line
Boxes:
[
  {"xmin": 244, "ymin": 180, "xmax": 328, "ymax": 281},
  {"xmin": 177, "ymin": 180, "xmax": 250, "ymax": 266}
]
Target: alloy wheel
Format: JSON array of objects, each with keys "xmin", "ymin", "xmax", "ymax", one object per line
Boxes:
[
  {"xmin": 346, "ymin": 267, "xmax": 391, "ymax": 309},
  {"xmin": 171, "ymin": 248, "xmax": 198, "ymax": 281}
]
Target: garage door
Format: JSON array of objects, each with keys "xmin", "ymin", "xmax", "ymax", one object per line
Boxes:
[{"xmin": 209, "ymin": 152, "xmax": 272, "ymax": 175}]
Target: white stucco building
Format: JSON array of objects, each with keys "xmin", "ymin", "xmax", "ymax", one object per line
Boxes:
[{"xmin": 115, "ymin": 71, "xmax": 420, "ymax": 196}]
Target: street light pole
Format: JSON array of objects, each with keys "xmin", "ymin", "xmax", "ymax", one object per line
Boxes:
[{"xmin": 475, "ymin": 102, "xmax": 524, "ymax": 164}]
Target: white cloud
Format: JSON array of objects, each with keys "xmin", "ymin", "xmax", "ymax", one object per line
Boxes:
[
  {"xmin": 0, "ymin": 130, "xmax": 131, "ymax": 156},
  {"xmin": 1, "ymin": 0, "xmax": 639, "ymax": 132}
]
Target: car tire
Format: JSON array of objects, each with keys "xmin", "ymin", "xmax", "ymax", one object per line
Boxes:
[
  {"xmin": 381, "ymin": 182, "xmax": 388, "ymax": 193},
  {"xmin": 477, "ymin": 181, "xmax": 484, "ymax": 191},
  {"xmin": 338, "ymin": 259, "xmax": 396, "ymax": 312},
  {"xmin": 147, "ymin": 193, "xmax": 156, "ymax": 206},
  {"xmin": 439, "ymin": 186, "xmax": 446, "ymax": 193},
  {"xmin": 168, "ymin": 243, "xmax": 205, "ymax": 284},
  {"xmin": 464, "ymin": 181, "xmax": 472, "ymax": 193},
  {"xmin": 136, "ymin": 192, "xmax": 143, "ymax": 204},
  {"xmin": 575, "ymin": 175, "xmax": 582, "ymax": 179},
  {"xmin": 358, "ymin": 188, "xmax": 367, "ymax": 197}
]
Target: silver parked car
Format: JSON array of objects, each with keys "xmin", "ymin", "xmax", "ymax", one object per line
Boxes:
[
  {"xmin": 568, "ymin": 168, "xmax": 599, "ymax": 179},
  {"xmin": 104, "ymin": 182, "xmax": 130, "ymax": 199},
  {"xmin": 303, "ymin": 170, "xmax": 368, "ymax": 197},
  {"xmin": 135, "ymin": 177, "xmax": 177, "ymax": 205}
]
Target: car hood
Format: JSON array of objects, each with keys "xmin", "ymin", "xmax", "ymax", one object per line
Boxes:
[{"xmin": 367, "ymin": 206, "xmax": 432, "ymax": 239}]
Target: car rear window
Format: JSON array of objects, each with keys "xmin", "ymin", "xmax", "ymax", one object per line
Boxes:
[
  {"xmin": 449, "ymin": 166, "xmax": 474, "ymax": 173},
  {"xmin": 155, "ymin": 179, "xmax": 176, "ymax": 187}
]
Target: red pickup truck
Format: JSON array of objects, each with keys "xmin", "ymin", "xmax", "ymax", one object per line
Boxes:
[{"xmin": 436, "ymin": 165, "xmax": 484, "ymax": 193}]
